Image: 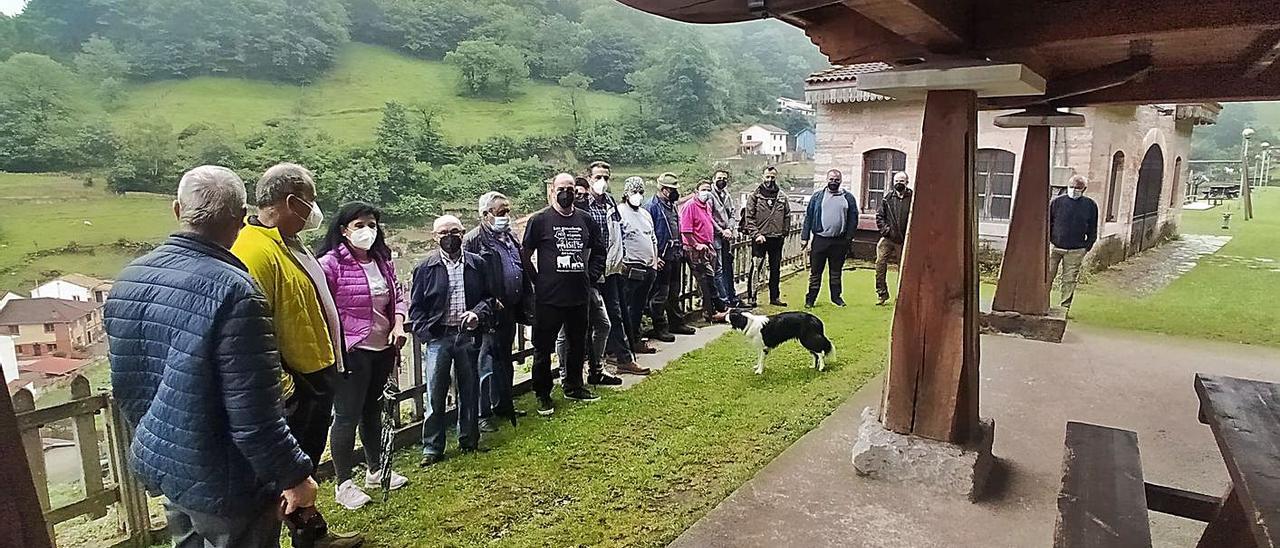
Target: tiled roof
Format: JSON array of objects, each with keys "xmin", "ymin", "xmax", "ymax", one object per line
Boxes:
[
  {"xmin": 0, "ymin": 298, "xmax": 99, "ymax": 325},
  {"xmin": 804, "ymin": 63, "xmax": 895, "ymax": 105},
  {"xmin": 19, "ymin": 357, "xmax": 88, "ymax": 377}
]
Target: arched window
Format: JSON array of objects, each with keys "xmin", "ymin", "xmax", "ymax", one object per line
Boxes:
[
  {"xmin": 862, "ymin": 148, "xmax": 907, "ymax": 212},
  {"xmin": 1106, "ymin": 151, "xmax": 1125, "ymax": 222},
  {"xmin": 976, "ymin": 148, "xmax": 1016, "ymax": 221},
  {"xmin": 1171, "ymin": 157, "xmax": 1183, "ymax": 207}
]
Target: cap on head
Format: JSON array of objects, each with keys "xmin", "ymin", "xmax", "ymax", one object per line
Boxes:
[
  {"xmin": 433, "ymin": 214, "xmax": 463, "ymax": 233},
  {"xmin": 657, "ymin": 172, "xmax": 679, "ymax": 189},
  {"xmin": 624, "ymin": 176, "xmax": 645, "ymax": 195}
]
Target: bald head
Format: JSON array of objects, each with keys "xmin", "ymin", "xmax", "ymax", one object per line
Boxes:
[{"xmin": 549, "ymin": 172, "xmax": 576, "ymax": 213}]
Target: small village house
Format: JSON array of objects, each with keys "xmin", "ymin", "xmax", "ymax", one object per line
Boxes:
[
  {"xmin": 0, "ymin": 291, "xmax": 24, "ymax": 311},
  {"xmin": 0, "ymin": 298, "xmax": 104, "ymax": 359},
  {"xmin": 793, "ymin": 127, "xmax": 816, "ymax": 160},
  {"xmin": 30, "ymin": 274, "xmax": 113, "ymax": 304},
  {"xmin": 776, "ymin": 96, "xmax": 815, "ymax": 116},
  {"xmin": 739, "ymin": 124, "xmax": 791, "ymax": 162},
  {"xmin": 805, "ymin": 64, "xmax": 1219, "ymax": 268}
]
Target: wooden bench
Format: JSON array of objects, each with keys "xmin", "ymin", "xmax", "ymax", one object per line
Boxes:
[
  {"xmin": 1053, "ymin": 421, "xmax": 1152, "ymax": 548},
  {"xmin": 1193, "ymin": 374, "xmax": 1280, "ymax": 547}
]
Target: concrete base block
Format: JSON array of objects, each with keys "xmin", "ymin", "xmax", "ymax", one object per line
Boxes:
[
  {"xmin": 851, "ymin": 407, "xmax": 996, "ymax": 501},
  {"xmin": 979, "ymin": 306, "xmax": 1067, "ymax": 343}
]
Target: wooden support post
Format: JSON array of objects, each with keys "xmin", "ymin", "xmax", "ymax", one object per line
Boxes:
[
  {"xmin": 1, "ymin": 387, "xmax": 55, "ymax": 548},
  {"xmin": 880, "ymin": 89, "xmax": 981, "ymax": 444},
  {"xmin": 70, "ymin": 375, "xmax": 109, "ymax": 519},
  {"xmin": 992, "ymin": 125, "xmax": 1052, "ymax": 315}
]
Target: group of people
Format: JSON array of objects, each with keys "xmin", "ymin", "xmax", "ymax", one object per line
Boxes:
[{"xmin": 100, "ymin": 160, "xmax": 818, "ymax": 547}]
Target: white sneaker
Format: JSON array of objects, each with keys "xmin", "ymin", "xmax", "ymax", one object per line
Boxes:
[
  {"xmin": 335, "ymin": 479, "xmax": 372, "ymax": 510},
  {"xmin": 365, "ymin": 469, "xmax": 409, "ymax": 491}
]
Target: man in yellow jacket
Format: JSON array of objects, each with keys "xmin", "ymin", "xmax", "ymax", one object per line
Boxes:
[{"xmin": 232, "ymin": 163, "xmax": 360, "ymax": 547}]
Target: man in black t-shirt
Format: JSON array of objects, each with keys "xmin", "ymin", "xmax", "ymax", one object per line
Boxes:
[{"xmin": 521, "ymin": 173, "xmax": 607, "ymax": 416}]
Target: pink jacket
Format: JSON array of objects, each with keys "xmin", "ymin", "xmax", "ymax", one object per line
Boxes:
[
  {"xmin": 318, "ymin": 243, "xmax": 407, "ymax": 351},
  {"xmin": 680, "ymin": 197, "xmax": 716, "ymax": 247}
]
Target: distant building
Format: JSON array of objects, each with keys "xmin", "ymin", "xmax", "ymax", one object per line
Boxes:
[
  {"xmin": 0, "ymin": 291, "xmax": 24, "ymax": 311},
  {"xmin": 0, "ymin": 298, "xmax": 104, "ymax": 358},
  {"xmin": 793, "ymin": 127, "xmax": 816, "ymax": 160},
  {"xmin": 31, "ymin": 274, "xmax": 113, "ymax": 304},
  {"xmin": 1, "ymin": 335, "xmax": 16, "ymax": 385},
  {"xmin": 776, "ymin": 97, "xmax": 815, "ymax": 116},
  {"xmin": 804, "ymin": 63, "xmax": 1218, "ymax": 265},
  {"xmin": 739, "ymin": 124, "xmax": 790, "ymax": 162},
  {"xmin": 19, "ymin": 356, "xmax": 89, "ymax": 378}
]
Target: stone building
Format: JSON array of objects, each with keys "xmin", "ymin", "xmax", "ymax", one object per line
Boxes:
[{"xmin": 805, "ymin": 64, "xmax": 1219, "ymax": 267}]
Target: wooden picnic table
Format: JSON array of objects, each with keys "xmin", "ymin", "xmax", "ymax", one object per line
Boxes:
[{"xmin": 1194, "ymin": 373, "xmax": 1280, "ymax": 548}]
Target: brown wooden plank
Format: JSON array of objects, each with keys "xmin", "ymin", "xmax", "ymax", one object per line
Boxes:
[
  {"xmin": 0, "ymin": 386, "xmax": 55, "ymax": 548},
  {"xmin": 15, "ymin": 393, "xmax": 111, "ymax": 431},
  {"xmin": 44, "ymin": 488, "xmax": 121, "ymax": 525},
  {"xmin": 881, "ymin": 89, "xmax": 980, "ymax": 443},
  {"xmin": 1145, "ymin": 482, "xmax": 1221, "ymax": 523},
  {"xmin": 1053, "ymin": 422, "xmax": 1152, "ymax": 548},
  {"xmin": 1198, "ymin": 487, "xmax": 1260, "ymax": 548},
  {"xmin": 839, "ymin": 0, "xmax": 971, "ymax": 50},
  {"xmin": 106, "ymin": 397, "xmax": 155, "ymax": 546},
  {"xmin": 1194, "ymin": 374, "xmax": 1280, "ymax": 548},
  {"xmin": 70, "ymin": 375, "xmax": 109, "ymax": 519},
  {"xmin": 992, "ymin": 125, "xmax": 1052, "ymax": 315}
]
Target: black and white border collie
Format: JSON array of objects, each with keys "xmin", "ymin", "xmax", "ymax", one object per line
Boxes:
[{"xmin": 725, "ymin": 309, "xmax": 834, "ymax": 375}]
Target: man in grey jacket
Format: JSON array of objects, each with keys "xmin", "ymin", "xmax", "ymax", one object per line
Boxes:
[
  {"xmin": 709, "ymin": 169, "xmax": 744, "ymax": 307},
  {"xmin": 875, "ymin": 171, "xmax": 913, "ymax": 305}
]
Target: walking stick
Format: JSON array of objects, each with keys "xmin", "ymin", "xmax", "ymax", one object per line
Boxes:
[{"xmin": 378, "ymin": 377, "xmax": 398, "ymax": 502}]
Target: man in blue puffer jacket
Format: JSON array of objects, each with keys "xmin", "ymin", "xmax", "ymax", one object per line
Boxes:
[{"xmin": 105, "ymin": 166, "xmax": 317, "ymax": 547}]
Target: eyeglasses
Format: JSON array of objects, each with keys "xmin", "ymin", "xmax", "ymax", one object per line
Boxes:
[{"xmin": 435, "ymin": 228, "xmax": 463, "ymax": 237}]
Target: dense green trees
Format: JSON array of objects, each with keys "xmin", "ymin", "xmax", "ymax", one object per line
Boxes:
[
  {"xmin": 445, "ymin": 39, "xmax": 530, "ymax": 99},
  {"xmin": 0, "ymin": 53, "xmax": 114, "ymax": 172}
]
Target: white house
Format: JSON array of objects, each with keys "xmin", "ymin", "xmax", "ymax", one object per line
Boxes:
[
  {"xmin": 0, "ymin": 292, "xmax": 24, "ymax": 311},
  {"xmin": 30, "ymin": 274, "xmax": 113, "ymax": 304},
  {"xmin": 776, "ymin": 97, "xmax": 815, "ymax": 116},
  {"xmin": 739, "ymin": 124, "xmax": 790, "ymax": 160}
]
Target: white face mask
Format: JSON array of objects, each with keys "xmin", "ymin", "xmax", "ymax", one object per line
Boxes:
[
  {"xmin": 698, "ymin": 190, "xmax": 712, "ymax": 203},
  {"xmin": 347, "ymin": 226, "xmax": 377, "ymax": 250},
  {"xmin": 291, "ymin": 195, "xmax": 324, "ymax": 232},
  {"xmin": 592, "ymin": 179, "xmax": 608, "ymax": 195},
  {"xmin": 627, "ymin": 193, "xmax": 644, "ymax": 207},
  {"xmin": 492, "ymin": 215, "xmax": 511, "ymax": 232},
  {"xmin": 1068, "ymin": 188, "xmax": 1083, "ymax": 199}
]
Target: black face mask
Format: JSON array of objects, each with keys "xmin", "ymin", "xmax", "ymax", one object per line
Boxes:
[
  {"xmin": 667, "ymin": 188, "xmax": 680, "ymax": 202},
  {"xmin": 574, "ymin": 193, "xmax": 590, "ymax": 207},
  {"xmin": 440, "ymin": 234, "xmax": 462, "ymax": 255},
  {"xmin": 894, "ymin": 183, "xmax": 907, "ymax": 193},
  {"xmin": 555, "ymin": 188, "xmax": 575, "ymax": 209},
  {"xmin": 715, "ymin": 179, "xmax": 728, "ymax": 189}
]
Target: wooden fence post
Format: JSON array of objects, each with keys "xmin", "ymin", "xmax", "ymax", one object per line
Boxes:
[
  {"xmin": 70, "ymin": 375, "xmax": 109, "ymax": 519},
  {"xmin": 105, "ymin": 397, "xmax": 154, "ymax": 548},
  {"xmin": 1, "ymin": 385, "xmax": 55, "ymax": 548},
  {"xmin": 13, "ymin": 388, "xmax": 57, "ymax": 543}
]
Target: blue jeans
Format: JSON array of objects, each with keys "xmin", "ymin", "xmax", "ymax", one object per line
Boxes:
[
  {"xmin": 479, "ymin": 318, "xmax": 517, "ymax": 418},
  {"xmin": 421, "ymin": 332, "xmax": 480, "ymax": 456},
  {"xmin": 602, "ymin": 274, "xmax": 633, "ymax": 364},
  {"xmin": 622, "ymin": 267, "xmax": 655, "ymax": 344},
  {"xmin": 715, "ymin": 235, "xmax": 738, "ymax": 305}
]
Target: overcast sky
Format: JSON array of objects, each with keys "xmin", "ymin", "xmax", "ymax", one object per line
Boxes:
[{"xmin": 0, "ymin": 0, "xmax": 25, "ymax": 16}]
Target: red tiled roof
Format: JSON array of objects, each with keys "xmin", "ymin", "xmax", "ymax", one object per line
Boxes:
[
  {"xmin": 19, "ymin": 356, "xmax": 88, "ymax": 377},
  {"xmin": 0, "ymin": 298, "xmax": 99, "ymax": 325}
]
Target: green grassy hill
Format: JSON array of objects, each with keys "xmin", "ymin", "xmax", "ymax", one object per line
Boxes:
[
  {"xmin": 0, "ymin": 173, "xmax": 174, "ymax": 293},
  {"xmin": 111, "ymin": 43, "xmax": 637, "ymax": 144}
]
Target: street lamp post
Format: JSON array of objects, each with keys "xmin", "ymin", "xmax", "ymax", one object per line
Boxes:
[
  {"xmin": 1261, "ymin": 142, "xmax": 1272, "ymax": 188},
  {"xmin": 1241, "ymin": 128, "xmax": 1254, "ymax": 220}
]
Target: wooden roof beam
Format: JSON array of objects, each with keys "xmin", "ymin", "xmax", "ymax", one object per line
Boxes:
[
  {"xmin": 613, "ymin": 0, "xmax": 840, "ymax": 24},
  {"xmin": 973, "ymin": 0, "xmax": 1280, "ymax": 51},
  {"xmin": 839, "ymin": 0, "xmax": 971, "ymax": 51},
  {"xmin": 801, "ymin": 4, "xmax": 929, "ymax": 65},
  {"xmin": 980, "ymin": 57, "xmax": 1153, "ymax": 109},
  {"xmin": 1031, "ymin": 65, "xmax": 1280, "ymax": 106}
]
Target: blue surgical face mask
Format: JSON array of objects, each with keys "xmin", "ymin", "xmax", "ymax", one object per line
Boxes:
[{"xmin": 492, "ymin": 215, "xmax": 511, "ymax": 232}]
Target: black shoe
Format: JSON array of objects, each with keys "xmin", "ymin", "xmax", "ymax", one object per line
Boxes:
[
  {"xmin": 647, "ymin": 330, "xmax": 676, "ymax": 343},
  {"xmin": 770, "ymin": 299, "xmax": 788, "ymax": 307},
  {"xmin": 876, "ymin": 296, "xmax": 889, "ymax": 306},
  {"xmin": 419, "ymin": 453, "xmax": 444, "ymax": 467},
  {"xmin": 511, "ymin": 408, "xmax": 528, "ymax": 418},
  {"xmin": 478, "ymin": 418, "xmax": 498, "ymax": 433},
  {"xmin": 804, "ymin": 300, "xmax": 815, "ymax": 309},
  {"xmin": 670, "ymin": 324, "xmax": 696, "ymax": 335},
  {"xmin": 832, "ymin": 298, "xmax": 846, "ymax": 307},
  {"xmin": 537, "ymin": 395, "xmax": 555, "ymax": 416},
  {"xmin": 563, "ymin": 387, "xmax": 601, "ymax": 402},
  {"xmin": 314, "ymin": 531, "xmax": 365, "ymax": 548},
  {"xmin": 588, "ymin": 372, "xmax": 623, "ymax": 386}
]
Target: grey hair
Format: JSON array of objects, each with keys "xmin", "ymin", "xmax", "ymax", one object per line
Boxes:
[
  {"xmin": 1069, "ymin": 174, "xmax": 1088, "ymax": 187},
  {"xmin": 892, "ymin": 171, "xmax": 909, "ymax": 180},
  {"xmin": 177, "ymin": 165, "xmax": 247, "ymax": 228},
  {"xmin": 255, "ymin": 163, "xmax": 316, "ymax": 207},
  {"xmin": 478, "ymin": 191, "xmax": 509, "ymax": 217}
]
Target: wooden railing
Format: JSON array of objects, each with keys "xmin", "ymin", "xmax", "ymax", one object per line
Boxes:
[{"xmin": 12, "ymin": 375, "xmax": 158, "ymax": 548}]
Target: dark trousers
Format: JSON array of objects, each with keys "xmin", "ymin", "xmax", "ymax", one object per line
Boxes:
[
  {"xmin": 532, "ymin": 303, "xmax": 588, "ymax": 396},
  {"xmin": 602, "ymin": 274, "xmax": 633, "ymax": 363},
  {"xmin": 421, "ymin": 331, "xmax": 480, "ymax": 456},
  {"xmin": 715, "ymin": 236, "xmax": 738, "ymax": 305},
  {"xmin": 622, "ymin": 267, "xmax": 655, "ymax": 344},
  {"xmin": 329, "ymin": 348, "xmax": 395, "ymax": 483},
  {"xmin": 647, "ymin": 258, "xmax": 686, "ymax": 331},
  {"xmin": 687, "ymin": 246, "xmax": 722, "ymax": 320},
  {"xmin": 285, "ymin": 368, "xmax": 336, "ymax": 471},
  {"xmin": 750, "ymin": 236, "xmax": 785, "ymax": 302},
  {"xmin": 806, "ymin": 236, "xmax": 851, "ymax": 303},
  {"xmin": 479, "ymin": 316, "xmax": 517, "ymax": 418},
  {"xmin": 167, "ymin": 500, "xmax": 281, "ymax": 548}
]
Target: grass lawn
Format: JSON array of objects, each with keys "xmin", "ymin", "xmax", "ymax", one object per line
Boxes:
[
  {"xmin": 1071, "ymin": 188, "xmax": 1280, "ymax": 347},
  {"xmin": 0, "ymin": 173, "xmax": 174, "ymax": 293},
  {"xmin": 113, "ymin": 43, "xmax": 636, "ymax": 144},
  {"xmin": 313, "ymin": 271, "xmax": 890, "ymax": 547}
]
